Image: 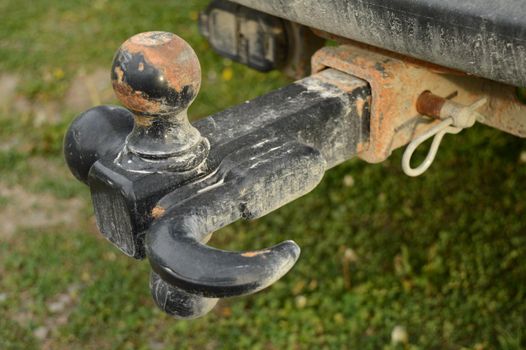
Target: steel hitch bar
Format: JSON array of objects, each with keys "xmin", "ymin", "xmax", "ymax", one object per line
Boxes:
[{"xmin": 64, "ymin": 31, "xmax": 371, "ymax": 318}]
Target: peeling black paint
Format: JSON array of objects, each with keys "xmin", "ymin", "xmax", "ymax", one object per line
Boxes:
[{"xmin": 111, "ymin": 51, "xmax": 195, "ymax": 114}]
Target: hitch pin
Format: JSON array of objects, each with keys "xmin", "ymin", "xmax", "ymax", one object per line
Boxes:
[{"xmin": 402, "ymin": 92, "xmax": 487, "ymax": 177}]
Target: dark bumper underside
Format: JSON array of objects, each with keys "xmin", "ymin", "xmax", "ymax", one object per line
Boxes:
[{"xmin": 232, "ymin": 0, "xmax": 526, "ymax": 87}]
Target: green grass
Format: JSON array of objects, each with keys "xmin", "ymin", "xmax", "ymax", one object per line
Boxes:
[{"xmin": 1, "ymin": 1, "xmax": 525, "ymax": 349}]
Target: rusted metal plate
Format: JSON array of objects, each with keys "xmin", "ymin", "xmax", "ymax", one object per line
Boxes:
[{"xmin": 312, "ymin": 44, "xmax": 526, "ymax": 163}]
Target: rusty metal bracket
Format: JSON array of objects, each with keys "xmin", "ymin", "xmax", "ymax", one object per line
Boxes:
[{"xmin": 312, "ymin": 44, "xmax": 526, "ymax": 164}]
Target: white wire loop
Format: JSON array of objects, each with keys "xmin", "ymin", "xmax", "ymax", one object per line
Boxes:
[
  {"xmin": 401, "ymin": 97, "xmax": 487, "ymax": 177},
  {"xmin": 402, "ymin": 118, "xmax": 462, "ymax": 177}
]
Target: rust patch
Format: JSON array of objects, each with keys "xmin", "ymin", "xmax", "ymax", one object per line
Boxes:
[
  {"xmin": 151, "ymin": 206, "xmax": 166, "ymax": 219},
  {"xmin": 416, "ymin": 91, "xmax": 446, "ymax": 119},
  {"xmin": 356, "ymin": 97, "xmax": 366, "ymax": 118},
  {"xmin": 311, "ymin": 29, "xmax": 466, "ymax": 76},
  {"xmin": 134, "ymin": 115, "xmax": 153, "ymax": 127},
  {"xmin": 112, "ymin": 78, "xmax": 163, "ymax": 115},
  {"xmin": 114, "ymin": 66, "xmax": 124, "ymax": 83},
  {"xmin": 121, "ymin": 31, "xmax": 201, "ymax": 94},
  {"xmin": 130, "ymin": 31, "xmax": 173, "ymax": 46},
  {"xmin": 241, "ymin": 250, "xmax": 271, "ymax": 257}
]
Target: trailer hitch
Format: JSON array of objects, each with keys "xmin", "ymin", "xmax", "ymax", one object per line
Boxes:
[{"xmin": 64, "ymin": 31, "xmax": 370, "ymax": 318}]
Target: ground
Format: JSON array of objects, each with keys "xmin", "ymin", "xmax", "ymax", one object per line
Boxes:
[{"xmin": 0, "ymin": 1, "xmax": 525, "ymax": 349}]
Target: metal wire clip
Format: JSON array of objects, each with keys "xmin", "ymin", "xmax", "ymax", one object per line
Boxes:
[{"xmin": 402, "ymin": 93, "xmax": 487, "ymax": 177}]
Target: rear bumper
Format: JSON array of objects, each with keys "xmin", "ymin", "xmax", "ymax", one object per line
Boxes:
[{"xmin": 231, "ymin": 0, "xmax": 526, "ymax": 87}]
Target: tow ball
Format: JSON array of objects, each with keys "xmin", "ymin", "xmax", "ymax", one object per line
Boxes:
[{"xmin": 64, "ymin": 31, "xmax": 370, "ymax": 318}]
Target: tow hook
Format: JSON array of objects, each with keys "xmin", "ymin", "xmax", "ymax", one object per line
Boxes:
[{"xmin": 64, "ymin": 31, "xmax": 371, "ymax": 318}]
